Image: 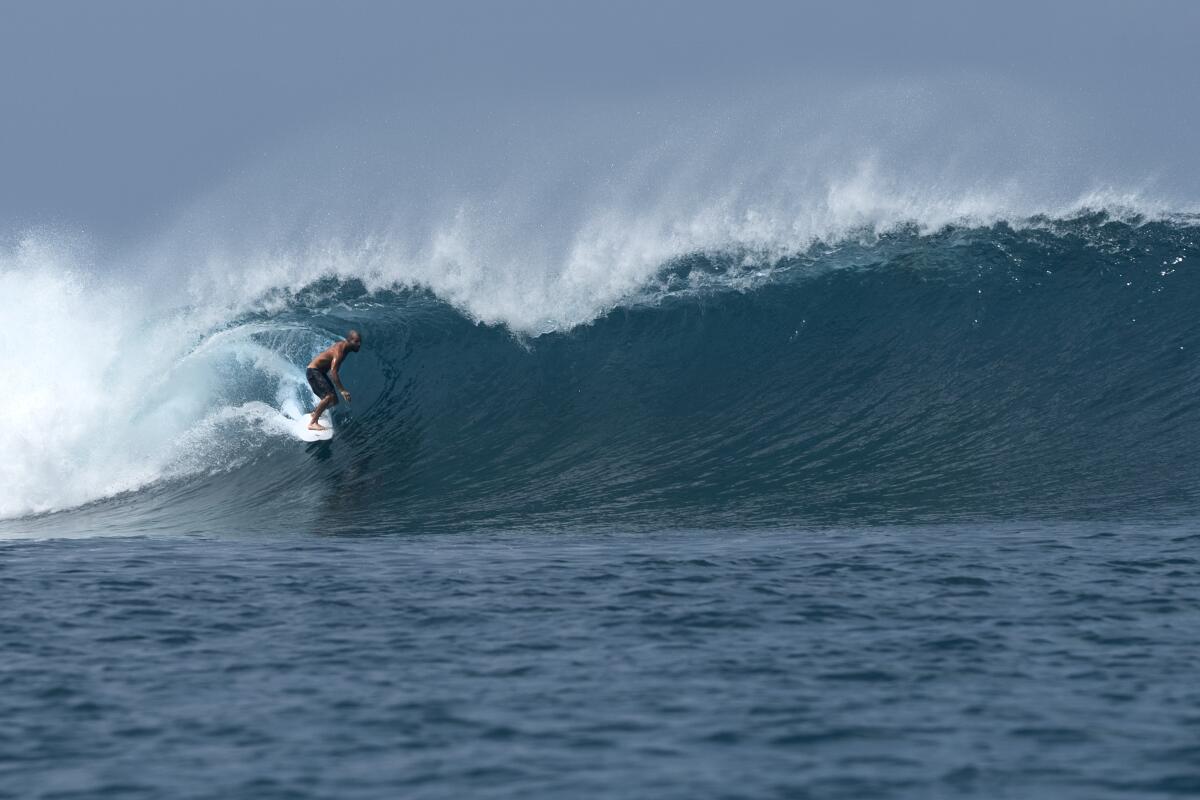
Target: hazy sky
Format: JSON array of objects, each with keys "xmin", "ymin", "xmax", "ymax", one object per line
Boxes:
[{"xmin": 3, "ymin": 0, "xmax": 1197, "ymax": 237}]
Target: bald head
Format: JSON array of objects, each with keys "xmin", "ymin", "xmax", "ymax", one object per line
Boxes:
[{"xmin": 347, "ymin": 330, "xmax": 362, "ymax": 351}]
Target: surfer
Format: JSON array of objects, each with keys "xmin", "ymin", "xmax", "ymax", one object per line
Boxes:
[{"xmin": 306, "ymin": 330, "xmax": 362, "ymax": 431}]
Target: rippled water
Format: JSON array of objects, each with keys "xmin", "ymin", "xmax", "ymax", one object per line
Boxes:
[{"xmin": 4, "ymin": 521, "xmax": 1198, "ymax": 799}]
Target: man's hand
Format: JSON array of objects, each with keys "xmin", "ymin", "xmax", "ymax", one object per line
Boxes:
[{"xmin": 341, "ymin": 389, "xmax": 352, "ymax": 403}]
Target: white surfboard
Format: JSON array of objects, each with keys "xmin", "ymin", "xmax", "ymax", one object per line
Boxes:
[
  {"xmin": 273, "ymin": 391, "xmax": 334, "ymax": 442},
  {"xmin": 294, "ymin": 418, "xmax": 333, "ymax": 441},
  {"xmin": 221, "ymin": 399, "xmax": 334, "ymax": 443}
]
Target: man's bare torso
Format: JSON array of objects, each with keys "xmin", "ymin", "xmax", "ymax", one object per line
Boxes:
[{"xmin": 308, "ymin": 341, "xmax": 350, "ymax": 371}]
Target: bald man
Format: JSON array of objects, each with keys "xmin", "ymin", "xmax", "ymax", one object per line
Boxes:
[{"xmin": 306, "ymin": 330, "xmax": 362, "ymax": 431}]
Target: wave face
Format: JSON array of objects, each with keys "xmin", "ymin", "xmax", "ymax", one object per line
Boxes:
[{"xmin": 4, "ymin": 214, "xmax": 1200, "ymax": 535}]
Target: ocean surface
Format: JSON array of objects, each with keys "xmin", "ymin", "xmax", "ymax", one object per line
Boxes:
[{"xmin": 3, "ymin": 214, "xmax": 1200, "ymax": 797}]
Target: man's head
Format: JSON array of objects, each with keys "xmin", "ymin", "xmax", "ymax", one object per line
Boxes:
[{"xmin": 347, "ymin": 330, "xmax": 363, "ymax": 352}]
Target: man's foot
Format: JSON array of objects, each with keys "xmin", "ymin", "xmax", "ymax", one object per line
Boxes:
[{"xmin": 307, "ymin": 420, "xmax": 328, "ymax": 431}]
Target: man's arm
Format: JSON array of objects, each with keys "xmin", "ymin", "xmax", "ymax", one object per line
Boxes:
[{"xmin": 329, "ymin": 345, "xmax": 351, "ymax": 402}]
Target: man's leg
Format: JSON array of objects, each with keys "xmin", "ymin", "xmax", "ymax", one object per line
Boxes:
[{"xmin": 309, "ymin": 392, "xmax": 338, "ymax": 429}]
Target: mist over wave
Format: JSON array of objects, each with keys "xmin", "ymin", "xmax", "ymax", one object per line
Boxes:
[{"xmin": 130, "ymin": 82, "xmax": 1191, "ymax": 329}]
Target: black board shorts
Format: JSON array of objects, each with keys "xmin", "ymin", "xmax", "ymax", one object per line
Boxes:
[{"xmin": 306, "ymin": 368, "xmax": 337, "ymax": 400}]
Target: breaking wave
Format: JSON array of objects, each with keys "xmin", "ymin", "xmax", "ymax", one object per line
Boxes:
[{"xmin": 4, "ymin": 209, "xmax": 1198, "ymax": 535}]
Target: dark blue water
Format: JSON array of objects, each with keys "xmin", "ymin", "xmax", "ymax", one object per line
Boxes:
[
  {"xmin": 4, "ymin": 216, "xmax": 1200, "ymax": 797},
  {"xmin": 3, "ymin": 523, "xmax": 1199, "ymax": 799}
]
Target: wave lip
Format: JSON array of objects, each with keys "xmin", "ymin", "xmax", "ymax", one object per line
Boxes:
[{"xmin": 172, "ymin": 180, "xmax": 1197, "ymax": 338}]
